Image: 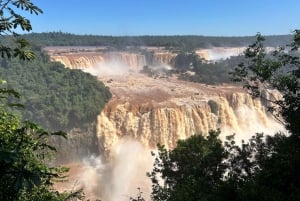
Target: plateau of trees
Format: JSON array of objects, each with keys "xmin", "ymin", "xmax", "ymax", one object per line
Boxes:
[
  {"xmin": 0, "ymin": 51, "xmax": 112, "ymax": 131},
  {"xmin": 0, "ymin": 92, "xmax": 84, "ymax": 200},
  {"xmin": 23, "ymin": 32, "xmax": 292, "ymax": 51},
  {"xmin": 173, "ymin": 52, "xmax": 246, "ymax": 84},
  {"xmin": 143, "ymin": 31, "xmax": 300, "ymax": 201},
  {"xmin": 140, "ymin": 51, "xmax": 246, "ymax": 85}
]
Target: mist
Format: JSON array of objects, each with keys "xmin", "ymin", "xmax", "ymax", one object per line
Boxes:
[
  {"xmin": 195, "ymin": 47, "xmax": 246, "ymax": 61},
  {"xmin": 65, "ymin": 138, "xmax": 153, "ymax": 201},
  {"xmin": 83, "ymin": 60, "xmax": 131, "ymax": 77}
]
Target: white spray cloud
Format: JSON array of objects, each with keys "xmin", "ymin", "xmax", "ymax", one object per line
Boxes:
[
  {"xmin": 196, "ymin": 47, "xmax": 246, "ymax": 61},
  {"xmin": 83, "ymin": 60, "xmax": 130, "ymax": 77},
  {"xmin": 152, "ymin": 64, "xmax": 173, "ymax": 72},
  {"xmin": 63, "ymin": 107, "xmax": 284, "ymax": 200},
  {"xmin": 71, "ymin": 138, "xmax": 154, "ymax": 201},
  {"xmin": 220, "ymin": 105, "xmax": 285, "ymax": 144}
]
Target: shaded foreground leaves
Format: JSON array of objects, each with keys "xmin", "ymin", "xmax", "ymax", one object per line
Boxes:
[{"xmin": 145, "ymin": 31, "xmax": 300, "ymax": 201}]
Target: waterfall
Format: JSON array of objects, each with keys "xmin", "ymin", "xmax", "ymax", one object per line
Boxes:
[
  {"xmin": 97, "ymin": 90, "xmax": 283, "ymax": 155},
  {"xmin": 46, "ymin": 47, "xmax": 284, "ymax": 201},
  {"xmin": 50, "ymin": 52, "xmax": 147, "ymax": 71}
]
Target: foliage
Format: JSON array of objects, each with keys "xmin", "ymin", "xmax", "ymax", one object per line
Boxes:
[
  {"xmin": 0, "ymin": 51, "xmax": 111, "ymax": 131},
  {"xmin": 130, "ymin": 188, "xmax": 146, "ymax": 201},
  {"xmin": 18, "ymin": 186, "xmax": 85, "ymax": 201},
  {"xmin": 0, "ymin": 1, "xmax": 93, "ymax": 200},
  {"xmin": 23, "ymin": 32, "xmax": 292, "ymax": 50},
  {"xmin": 231, "ymin": 31, "xmax": 300, "ymax": 135},
  {"xmin": 147, "ymin": 31, "xmax": 300, "ymax": 201},
  {"xmin": 173, "ymin": 52, "xmax": 203, "ymax": 71},
  {"xmin": 0, "ymin": 86, "xmax": 85, "ymax": 201},
  {"xmin": 0, "ymin": 0, "xmax": 42, "ymax": 60},
  {"xmin": 148, "ymin": 130, "xmax": 228, "ymax": 201},
  {"xmin": 149, "ymin": 132, "xmax": 300, "ymax": 201},
  {"xmin": 172, "ymin": 52, "xmax": 244, "ymax": 84},
  {"xmin": 140, "ymin": 51, "xmax": 243, "ymax": 85}
]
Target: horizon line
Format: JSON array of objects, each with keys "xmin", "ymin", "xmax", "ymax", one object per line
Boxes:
[{"xmin": 24, "ymin": 31, "xmax": 294, "ymax": 38}]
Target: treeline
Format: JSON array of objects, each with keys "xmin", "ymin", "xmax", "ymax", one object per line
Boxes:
[
  {"xmin": 23, "ymin": 32, "xmax": 292, "ymax": 50},
  {"xmin": 141, "ymin": 52, "xmax": 245, "ymax": 85},
  {"xmin": 0, "ymin": 50, "xmax": 111, "ymax": 131},
  {"xmin": 174, "ymin": 53, "xmax": 245, "ymax": 84}
]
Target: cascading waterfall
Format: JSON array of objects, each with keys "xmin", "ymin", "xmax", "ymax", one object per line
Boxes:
[
  {"xmin": 96, "ymin": 91, "xmax": 283, "ymax": 155},
  {"xmin": 49, "ymin": 52, "xmax": 147, "ymax": 71},
  {"xmin": 46, "ymin": 47, "xmax": 284, "ymax": 201},
  {"xmin": 51, "ymin": 53, "xmax": 105, "ymax": 69},
  {"xmin": 153, "ymin": 52, "xmax": 176, "ymax": 66}
]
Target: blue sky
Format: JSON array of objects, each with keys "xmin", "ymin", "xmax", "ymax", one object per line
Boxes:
[{"xmin": 26, "ymin": 0, "xmax": 300, "ymax": 36}]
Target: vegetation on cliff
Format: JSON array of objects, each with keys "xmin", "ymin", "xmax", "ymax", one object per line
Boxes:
[
  {"xmin": 0, "ymin": 92, "xmax": 82, "ymax": 200},
  {"xmin": 173, "ymin": 52, "xmax": 245, "ymax": 84},
  {"xmin": 0, "ymin": 0, "xmax": 88, "ymax": 201},
  {"xmin": 0, "ymin": 50, "xmax": 111, "ymax": 131},
  {"xmin": 140, "ymin": 51, "xmax": 246, "ymax": 85}
]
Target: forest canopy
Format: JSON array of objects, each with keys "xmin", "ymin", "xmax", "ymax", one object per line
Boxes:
[
  {"xmin": 0, "ymin": 50, "xmax": 111, "ymax": 131},
  {"xmin": 23, "ymin": 32, "xmax": 292, "ymax": 50}
]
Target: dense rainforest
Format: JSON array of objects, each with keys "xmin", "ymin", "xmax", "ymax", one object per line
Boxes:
[
  {"xmin": 172, "ymin": 53, "xmax": 246, "ymax": 84},
  {"xmin": 0, "ymin": 49, "xmax": 111, "ymax": 131},
  {"xmin": 24, "ymin": 32, "xmax": 292, "ymax": 50}
]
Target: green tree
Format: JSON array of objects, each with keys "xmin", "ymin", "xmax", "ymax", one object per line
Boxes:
[
  {"xmin": 0, "ymin": 89, "xmax": 81, "ymax": 200},
  {"xmin": 0, "ymin": 1, "xmax": 85, "ymax": 200},
  {"xmin": 148, "ymin": 130, "xmax": 228, "ymax": 201},
  {"xmin": 147, "ymin": 31, "xmax": 300, "ymax": 201},
  {"xmin": 231, "ymin": 32, "xmax": 300, "ymax": 136},
  {"xmin": 0, "ymin": 54, "xmax": 111, "ymax": 131},
  {"xmin": 0, "ymin": 0, "xmax": 42, "ymax": 60},
  {"xmin": 228, "ymin": 31, "xmax": 300, "ymax": 201}
]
